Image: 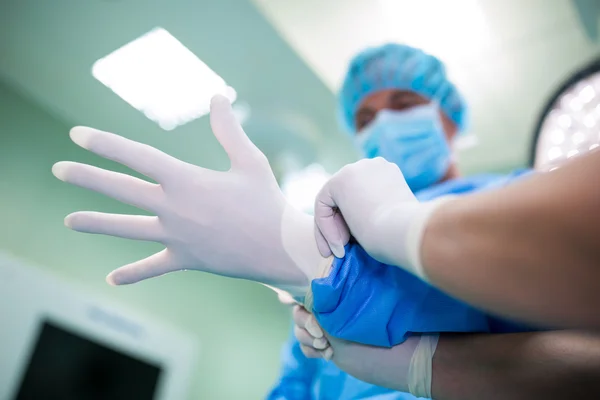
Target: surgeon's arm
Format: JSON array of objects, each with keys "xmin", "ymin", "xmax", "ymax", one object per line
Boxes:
[
  {"xmin": 422, "ymin": 151, "xmax": 600, "ymax": 330},
  {"xmin": 431, "ymin": 331, "xmax": 600, "ymax": 400},
  {"xmin": 328, "ymin": 330, "xmax": 600, "ymax": 400},
  {"xmin": 315, "ymin": 152, "xmax": 600, "ymax": 330}
]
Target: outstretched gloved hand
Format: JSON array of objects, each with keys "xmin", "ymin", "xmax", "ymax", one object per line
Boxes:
[
  {"xmin": 314, "ymin": 157, "xmax": 452, "ymax": 281},
  {"xmin": 292, "ymin": 305, "xmax": 438, "ymax": 398},
  {"xmin": 52, "ymin": 95, "xmax": 331, "ymax": 299}
]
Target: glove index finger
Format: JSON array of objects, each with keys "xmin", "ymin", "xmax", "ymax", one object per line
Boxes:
[
  {"xmin": 209, "ymin": 94, "xmax": 265, "ymax": 171},
  {"xmin": 314, "ymin": 223, "xmax": 333, "ymax": 258},
  {"xmin": 314, "ymin": 182, "xmax": 347, "ymax": 258}
]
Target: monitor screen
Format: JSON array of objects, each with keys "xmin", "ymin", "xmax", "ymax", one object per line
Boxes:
[{"xmin": 15, "ymin": 320, "xmax": 162, "ymax": 400}]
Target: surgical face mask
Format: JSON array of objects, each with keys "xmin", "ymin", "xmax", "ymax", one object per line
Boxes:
[{"xmin": 355, "ymin": 104, "xmax": 452, "ymax": 193}]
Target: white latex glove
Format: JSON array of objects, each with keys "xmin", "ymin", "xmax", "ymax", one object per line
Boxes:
[
  {"xmin": 52, "ymin": 95, "xmax": 332, "ymax": 299},
  {"xmin": 314, "ymin": 157, "xmax": 451, "ymax": 280},
  {"xmin": 274, "ymin": 287, "xmax": 297, "ymax": 305},
  {"xmin": 292, "ymin": 305, "xmax": 333, "ymax": 360},
  {"xmin": 292, "ymin": 305, "xmax": 438, "ymax": 398}
]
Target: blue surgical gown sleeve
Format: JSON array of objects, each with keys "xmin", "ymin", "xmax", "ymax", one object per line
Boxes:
[
  {"xmin": 311, "ymin": 242, "xmax": 535, "ymax": 348},
  {"xmin": 267, "ymin": 325, "xmax": 319, "ymax": 400}
]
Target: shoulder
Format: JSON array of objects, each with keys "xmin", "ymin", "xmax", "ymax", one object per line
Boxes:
[{"xmin": 415, "ymin": 169, "xmax": 534, "ymax": 200}]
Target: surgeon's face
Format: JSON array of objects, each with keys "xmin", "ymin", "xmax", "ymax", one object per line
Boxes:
[
  {"xmin": 354, "ymin": 89, "xmax": 458, "ymax": 142},
  {"xmin": 353, "ymin": 88, "xmax": 461, "ymax": 186}
]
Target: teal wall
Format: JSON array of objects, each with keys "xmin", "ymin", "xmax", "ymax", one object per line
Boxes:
[{"xmin": 0, "ymin": 80, "xmax": 291, "ymax": 398}]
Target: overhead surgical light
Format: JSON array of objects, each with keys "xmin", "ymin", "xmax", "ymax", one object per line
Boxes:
[
  {"xmin": 92, "ymin": 27, "xmax": 236, "ymax": 131},
  {"xmin": 378, "ymin": 0, "xmax": 491, "ymax": 63},
  {"xmin": 531, "ymin": 59, "xmax": 600, "ymax": 171}
]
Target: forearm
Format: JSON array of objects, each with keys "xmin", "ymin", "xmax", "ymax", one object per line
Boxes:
[
  {"xmin": 327, "ymin": 331, "xmax": 600, "ymax": 400},
  {"xmin": 432, "ymin": 331, "xmax": 600, "ymax": 400},
  {"xmin": 422, "ymin": 151, "xmax": 600, "ymax": 329},
  {"xmin": 325, "ymin": 334, "xmax": 420, "ymax": 394}
]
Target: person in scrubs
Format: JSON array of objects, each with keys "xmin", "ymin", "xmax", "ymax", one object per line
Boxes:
[{"xmin": 269, "ymin": 43, "xmax": 534, "ymax": 400}]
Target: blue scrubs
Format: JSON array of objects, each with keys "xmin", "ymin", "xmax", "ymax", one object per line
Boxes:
[{"xmin": 267, "ymin": 171, "xmax": 535, "ymax": 400}]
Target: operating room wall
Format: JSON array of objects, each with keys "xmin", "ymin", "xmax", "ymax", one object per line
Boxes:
[{"xmin": 0, "ymin": 79, "xmax": 292, "ymax": 399}]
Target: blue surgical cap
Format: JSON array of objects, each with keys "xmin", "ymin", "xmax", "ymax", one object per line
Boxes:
[{"xmin": 338, "ymin": 43, "xmax": 468, "ymax": 134}]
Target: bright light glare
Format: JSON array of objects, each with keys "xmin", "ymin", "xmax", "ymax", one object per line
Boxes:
[
  {"xmin": 550, "ymin": 129, "xmax": 565, "ymax": 145},
  {"xmin": 572, "ymin": 131, "xmax": 585, "ymax": 145},
  {"xmin": 282, "ymin": 164, "xmax": 331, "ymax": 214},
  {"xmin": 567, "ymin": 149, "xmax": 579, "ymax": 158},
  {"xmin": 92, "ymin": 27, "xmax": 236, "ymax": 131},
  {"xmin": 232, "ymin": 101, "xmax": 252, "ymax": 126},
  {"xmin": 379, "ymin": 0, "xmax": 490, "ymax": 62},
  {"xmin": 583, "ymin": 115, "xmax": 596, "ymax": 128},
  {"xmin": 536, "ymin": 71, "xmax": 600, "ymax": 171},
  {"xmin": 558, "ymin": 115, "xmax": 572, "ymax": 128},
  {"xmin": 547, "ymin": 147, "xmax": 562, "ymax": 161},
  {"xmin": 570, "ymin": 98, "xmax": 583, "ymax": 111},
  {"xmin": 454, "ymin": 134, "xmax": 479, "ymax": 151},
  {"xmin": 579, "ymin": 85, "xmax": 595, "ymax": 103}
]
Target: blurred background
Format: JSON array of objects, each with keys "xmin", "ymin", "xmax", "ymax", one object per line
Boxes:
[{"xmin": 0, "ymin": 0, "xmax": 599, "ymax": 398}]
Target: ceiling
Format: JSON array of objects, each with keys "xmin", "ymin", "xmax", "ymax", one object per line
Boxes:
[
  {"xmin": 0, "ymin": 3, "xmax": 358, "ymax": 396},
  {"xmin": 253, "ymin": 0, "xmax": 600, "ymax": 172},
  {"xmin": 1, "ymin": 1, "xmax": 599, "ymax": 176},
  {"xmin": 0, "ymin": 0, "xmax": 357, "ymax": 181}
]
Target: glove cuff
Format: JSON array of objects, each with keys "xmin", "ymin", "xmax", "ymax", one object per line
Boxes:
[
  {"xmin": 303, "ymin": 255, "xmax": 334, "ymax": 311},
  {"xmin": 405, "ymin": 196, "xmax": 457, "ymax": 281},
  {"xmin": 408, "ymin": 334, "xmax": 439, "ymax": 398}
]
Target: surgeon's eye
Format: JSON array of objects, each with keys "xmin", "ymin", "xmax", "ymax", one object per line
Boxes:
[
  {"xmin": 389, "ymin": 92, "xmax": 428, "ymax": 111},
  {"xmin": 355, "ymin": 110, "xmax": 375, "ymax": 132}
]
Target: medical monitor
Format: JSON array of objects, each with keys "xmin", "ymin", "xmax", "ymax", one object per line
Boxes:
[{"xmin": 0, "ymin": 251, "xmax": 197, "ymax": 400}]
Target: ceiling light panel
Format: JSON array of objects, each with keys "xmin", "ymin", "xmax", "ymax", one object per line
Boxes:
[{"xmin": 92, "ymin": 27, "xmax": 236, "ymax": 131}]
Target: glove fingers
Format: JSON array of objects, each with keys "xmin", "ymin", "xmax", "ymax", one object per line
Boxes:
[
  {"xmin": 294, "ymin": 325, "xmax": 329, "ymax": 350},
  {"xmin": 263, "ymin": 284, "xmax": 297, "ymax": 305},
  {"xmin": 314, "ymin": 194, "xmax": 348, "ymax": 258},
  {"xmin": 209, "ymin": 95, "xmax": 265, "ymax": 171},
  {"xmin": 299, "ymin": 344, "xmax": 323, "ymax": 359},
  {"xmin": 106, "ymin": 249, "xmax": 177, "ymax": 285},
  {"xmin": 314, "ymin": 223, "xmax": 333, "ymax": 258},
  {"xmin": 322, "ymin": 347, "xmax": 334, "ymax": 361},
  {"xmin": 69, "ymin": 126, "xmax": 181, "ymax": 183},
  {"xmin": 53, "ymin": 161, "xmax": 161, "ymax": 212},
  {"xmin": 292, "ymin": 305, "xmax": 324, "ymax": 338},
  {"xmin": 65, "ymin": 212, "xmax": 164, "ymax": 242},
  {"xmin": 277, "ymin": 291, "xmax": 296, "ymax": 305},
  {"xmin": 332, "ymin": 211, "xmax": 350, "ymax": 254}
]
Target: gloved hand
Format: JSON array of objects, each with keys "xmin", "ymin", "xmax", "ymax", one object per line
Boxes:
[
  {"xmin": 314, "ymin": 157, "xmax": 451, "ymax": 280},
  {"xmin": 292, "ymin": 305, "xmax": 438, "ymax": 398},
  {"xmin": 52, "ymin": 95, "xmax": 332, "ymax": 299},
  {"xmin": 292, "ymin": 305, "xmax": 333, "ymax": 360}
]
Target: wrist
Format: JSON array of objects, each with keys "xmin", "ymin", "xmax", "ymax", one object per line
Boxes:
[
  {"xmin": 279, "ymin": 205, "xmax": 334, "ymax": 300},
  {"xmin": 368, "ymin": 197, "xmax": 455, "ymax": 279},
  {"xmin": 408, "ymin": 334, "xmax": 439, "ymax": 398},
  {"xmin": 419, "ymin": 196, "xmax": 461, "ymax": 283}
]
